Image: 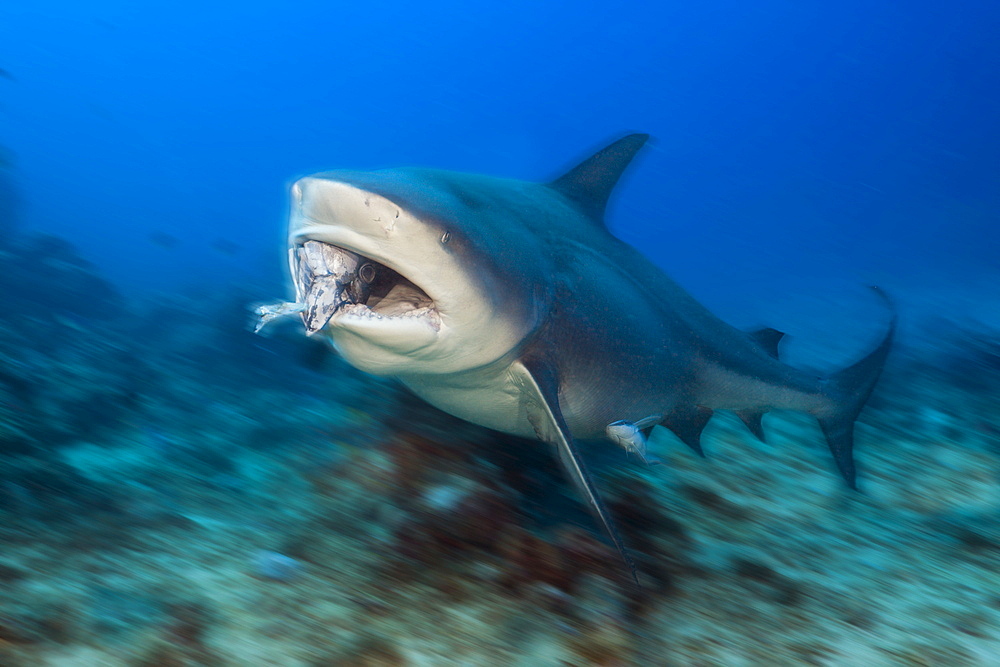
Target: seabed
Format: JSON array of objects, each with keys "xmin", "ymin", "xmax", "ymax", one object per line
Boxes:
[{"xmin": 1, "ymin": 240, "xmax": 998, "ymax": 666}]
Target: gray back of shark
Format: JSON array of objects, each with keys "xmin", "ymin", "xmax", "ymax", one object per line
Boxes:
[{"xmin": 284, "ymin": 134, "xmax": 895, "ymax": 584}]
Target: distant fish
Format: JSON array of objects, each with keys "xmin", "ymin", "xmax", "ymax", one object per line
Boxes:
[
  {"xmin": 0, "ymin": 68, "xmax": 14, "ymax": 81},
  {"xmin": 211, "ymin": 238, "xmax": 241, "ymax": 256},
  {"xmin": 93, "ymin": 18, "xmax": 118, "ymax": 31},
  {"xmin": 148, "ymin": 231, "xmax": 180, "ymax": 249}
]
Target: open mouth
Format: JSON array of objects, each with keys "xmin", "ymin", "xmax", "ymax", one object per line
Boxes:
[{"xmin": 292, "ymin": 240, "xmax": 438, "ymax": 334}]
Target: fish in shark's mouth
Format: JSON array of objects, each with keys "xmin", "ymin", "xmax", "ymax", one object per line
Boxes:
[{"xmin": 256, "ymin": 240, "xmax": 438, "ymax": 335}]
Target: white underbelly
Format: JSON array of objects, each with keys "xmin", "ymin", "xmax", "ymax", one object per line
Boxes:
[{"xmin": 399, "ymin": 367, "xmax": 537, "ymax": 439}]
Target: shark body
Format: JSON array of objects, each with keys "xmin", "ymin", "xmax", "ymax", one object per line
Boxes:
[{"xmin": 280, "ymin": 135, "xmax": 894, "ymax": 582}]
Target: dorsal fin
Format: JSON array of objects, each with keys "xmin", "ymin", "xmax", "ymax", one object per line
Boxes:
[
  {"xmin": 549, "ymin": 133, "xmax": 650, "ymax": 221},
  {"xmin": 748, "ymin": 327, "xmax": 785, "ymax": 359}
]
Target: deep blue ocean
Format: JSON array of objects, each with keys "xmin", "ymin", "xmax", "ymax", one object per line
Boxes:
[
  {"xmin": 4, "ymin": 1, "xmax": 998, "ymax": 325},
  {"xmin": 0, "ymin": 2, "xmax": 998, "ymax": 665}
]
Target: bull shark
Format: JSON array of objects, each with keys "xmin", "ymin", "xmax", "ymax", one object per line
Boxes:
[{"xmin": 264, "ymin": 134, "xmax": 894, "ymax": 584}]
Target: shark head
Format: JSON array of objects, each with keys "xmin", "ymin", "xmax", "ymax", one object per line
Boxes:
[{"xmin": 287, "ymin": 168, "xmax": 556, "ymax": 376}]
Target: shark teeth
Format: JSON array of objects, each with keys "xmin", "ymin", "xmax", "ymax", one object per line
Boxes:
[
  {"xmin": 253, "ymin": 300, "xmax": 441, "ymax": 335},
  {"xmin": 338, "ymin": 303, "xmax": 440, "ymax": 330}
]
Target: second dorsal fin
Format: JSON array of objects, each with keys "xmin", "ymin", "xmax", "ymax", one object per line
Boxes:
[
  {"xmin": 549, "ymin": 133, "xmax": 649, "ymax": 222},
  {"xmin": 748, "ymin": 327, "xmax": 785, "ymax": 359}
]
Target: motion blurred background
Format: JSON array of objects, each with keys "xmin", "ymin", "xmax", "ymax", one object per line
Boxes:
[{"xmin": 0, "ymin": 1, "xmax": 998, "ymax": 665}]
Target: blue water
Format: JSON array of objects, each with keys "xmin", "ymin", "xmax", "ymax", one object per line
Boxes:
[
  {"xmin": 1, "ymin": 2, "xmax": 999, "ymax": 664},
  {"xmin": 3, "ymin": 1, "xmax": 997, "ymax": 327}
]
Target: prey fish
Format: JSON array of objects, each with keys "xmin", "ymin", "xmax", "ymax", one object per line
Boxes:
[{"xmin": 256, "ymin": 240, "xmax": 378, "ymax": 334}]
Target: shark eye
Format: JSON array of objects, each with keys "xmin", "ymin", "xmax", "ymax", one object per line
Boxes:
[
  {"xmin": 359, "ymin": 263, "xmax": 377, "ymax": 283},
  {"xmin": 440, "ymin": 231, "xmax": 451, "ymax": 244}
]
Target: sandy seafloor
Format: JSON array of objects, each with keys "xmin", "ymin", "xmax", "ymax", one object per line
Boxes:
[{"xmin": 0, "ymin": 245, "xmax": 999, "ymax": 666}]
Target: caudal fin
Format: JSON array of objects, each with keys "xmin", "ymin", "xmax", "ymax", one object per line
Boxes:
[{"xmin": 816, "ymin": 287, "xmax": 896, "ymax": 489}]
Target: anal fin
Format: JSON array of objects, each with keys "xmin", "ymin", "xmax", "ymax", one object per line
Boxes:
[
  {"xmin": 512, "ymin": 357, "xmax": 639, "ymax": 586},
  {"xmin": 736, "ymin": 410, "xmax": 767, "ymax": 443},
  {"xmin": 662, "ymin": 405, "xmax": 713, "ymax": 457}
]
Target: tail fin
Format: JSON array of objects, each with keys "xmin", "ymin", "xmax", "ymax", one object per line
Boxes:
[{"xmin": 816, "ymin": 287, "xmax": 896, "ymax": 489}]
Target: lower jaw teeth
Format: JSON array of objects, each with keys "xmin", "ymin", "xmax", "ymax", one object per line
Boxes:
[
  {"xmin": 252, "ymin": 301, "xmax": 436, "ymax": 336},
  {"xmin": 340, "ymin": 304, "xmax": 432, "ymax": 320}
]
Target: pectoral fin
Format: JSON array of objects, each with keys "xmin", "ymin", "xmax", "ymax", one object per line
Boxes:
[
  {"xmin": 512, "ymin": 358, "xmax": 638, "ymax": 585},
  {"xmin": 632, "ymin": 414, "xmax": 662, "ymax": 432}
]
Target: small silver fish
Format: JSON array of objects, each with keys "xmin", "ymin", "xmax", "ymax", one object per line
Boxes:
[{"xmin": 606, "ymin": 415, "xmax": 662, "ymax": 466}]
